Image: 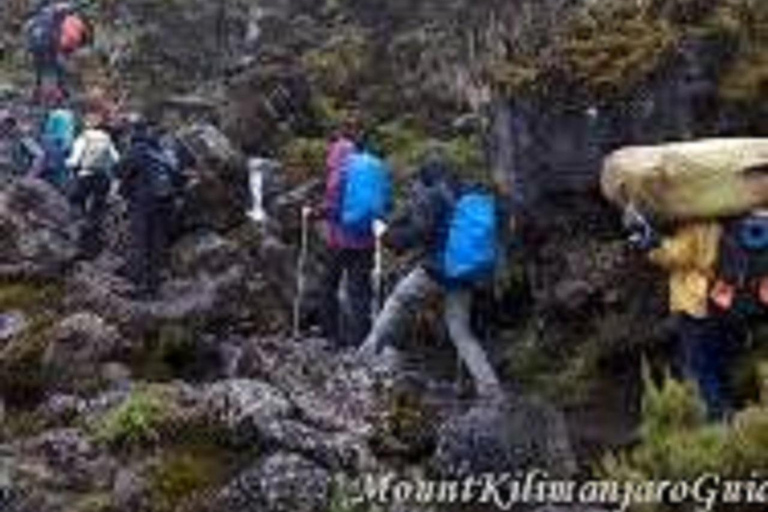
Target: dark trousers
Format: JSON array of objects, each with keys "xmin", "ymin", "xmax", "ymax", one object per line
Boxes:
[
  {"xmin": 128, "ymin": 199, "xmax": 172, "ymax": 297},
  {"xmin": 676, "ymin": 315, "xmax": 741, "ymax": 420},
  {"xmin": 320, "ymin": 248, "xmax": 373, "ymax": 347},
  {"xmin": 70, "ymin": 173, "xmax": 110, "ymax": 258},
  {"xmin": 34, "ymin": 51, "xmax": 66, "ymax": 99}
]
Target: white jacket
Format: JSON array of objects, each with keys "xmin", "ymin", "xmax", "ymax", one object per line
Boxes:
[{"xmin": 66, "ymin": 129, "xmax": 120, "ymax": 176}]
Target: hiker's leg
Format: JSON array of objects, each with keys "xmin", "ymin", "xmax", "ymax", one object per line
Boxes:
[
  {"xmin": 86, "ymin": 174, "xmax": 110, "ymax": 256},
  {"xmin": 358, "ymin": 266, "xmax": 438, "ymax": 358},
  {"xmin": 128, "ymin": 203, "xmax": 151, "ymax": 293},
  {"xmin": 146, "ymin": 201, "xmax": 172, "ymax": 295},
  {"xmin": 319, "ymin": 248, "xmax": 344, "ymax": 342},
  {"xmin": 679, "ymin": 316, "xmax": 729, "ymax": 420},
  {"xmin": 345, "ymin": 248, "xmax": 374, "ymax": 347},
  {"xmin": 444, "ymin": 288, "xmax": 502, "ymax": 399}
]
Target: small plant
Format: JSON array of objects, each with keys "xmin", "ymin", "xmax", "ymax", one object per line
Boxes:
[{"xmin": 95, "ymin": 387, "xmax": 167, "ymax": 449}]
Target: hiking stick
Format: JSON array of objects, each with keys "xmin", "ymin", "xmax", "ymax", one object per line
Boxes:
[
  {"xmin": 372, "ymin": 220, "xmax": 385, "ymax": 319},
  {"xmin": 292, "ymin": 206, "xmax": 311, "ymax": 340}
]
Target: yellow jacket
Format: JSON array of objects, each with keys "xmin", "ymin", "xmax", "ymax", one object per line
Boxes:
[{"xmin": 648, "ymin": 222, "xmax": 722, "ymax": 318}]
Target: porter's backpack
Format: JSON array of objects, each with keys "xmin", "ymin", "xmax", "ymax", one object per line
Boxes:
[{"xmin": 442, "ymin": 192, "xmax": 498, "ymax": 283}]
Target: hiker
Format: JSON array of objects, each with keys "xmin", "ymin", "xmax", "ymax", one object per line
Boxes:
[
  {"xmin": 66, "ymin": 113, "xmax": 120, "ymax": 258},
  {"xmin": 116, "ymin": 117, "xmax": 182, "ymax": 299},
  {"xmin": 39, "ymin": 105, "xmax": 76, "ymax": 190},
  {"xmin": 630, "ymin": 210, "xmax": 740, "ymax": 420},
  {"xmin": 0, "ymin": 113, "xmax": 45, "ymax": 178},
  {"xmin": 357, "ymin": 155, "xmax": 505, "ymax": 400},
  {"xmin": 24, "ymin": 1, "xmax": 89, "ymax": 101},
  {"xmin": 312, "ymin": 128, "xmax": 392, "ymax": 346}
]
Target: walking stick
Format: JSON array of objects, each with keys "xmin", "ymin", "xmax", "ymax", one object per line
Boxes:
[
  {"xmin": 372, "ymin": 219, "xmax": 386, "ymax": 319},
  {"xmin": 293, "ymin": 206, "xmax": 311, "ymax": 340}
]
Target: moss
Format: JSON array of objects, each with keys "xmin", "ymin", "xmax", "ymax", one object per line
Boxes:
[
  {"xmin": 72, "ymin": 493, "xmax": 113, "ymax": 512},
  {"xmin": 0, "ymin": 280, "xmax": 66, "ymax": 405},
  {"xmin": 279, "ymin": 137, "xmax": 328, "ymax": 187},
  {"xmin": 303, "ymin": 30, "xmax": 372, "ymax": 97},
  {"xmin": 148, "ymin": 445, "xmax": 236, "ymax": 512}
]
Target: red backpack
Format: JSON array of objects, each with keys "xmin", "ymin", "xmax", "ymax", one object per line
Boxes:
[{"xmin": 58, "ymin": 14, "xmax": 87, "ymax": 54}]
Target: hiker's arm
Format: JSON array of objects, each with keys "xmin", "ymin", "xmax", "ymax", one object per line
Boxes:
[
  {"xmin": 65, "ymin": 136, "xmax": 85, "ymax": 169},
  {"xmin": 648, "ymin": 231, "xmax": 691, "ymax": 270}
]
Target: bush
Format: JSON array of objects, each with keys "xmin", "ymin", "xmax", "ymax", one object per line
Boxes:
[
  {"xmin": 279, "ymin": 137, "xmax": 328, "ymax": 186},
  {"xmin": 95, "ymin": 386, "xmax": 168, "ymax": 449},
  {"xmin": 601, "ymin": 364, "xmax": 768, "ymax": 510}
]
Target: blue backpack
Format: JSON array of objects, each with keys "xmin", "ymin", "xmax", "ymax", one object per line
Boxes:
[
  {"xmin": 442, "ymin": 192, "xmax": 498, "ymax": 282},
  {"xmin": 340, "ymin": 151, "xmax": 391, "ymax": 235},
  {"xmin": 43, "ymin": 109, "xmax": 76, "ymax": 152}
]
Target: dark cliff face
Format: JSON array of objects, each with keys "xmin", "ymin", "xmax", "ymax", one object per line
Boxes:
[{"xmin": 500, "ymin": 36, "xmax": 743, "ymax": 208}]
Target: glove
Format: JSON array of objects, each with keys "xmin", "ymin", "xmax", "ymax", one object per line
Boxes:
[{"xmin": 373, "ymin": 219, "xmax": 388, "ymax": 238}]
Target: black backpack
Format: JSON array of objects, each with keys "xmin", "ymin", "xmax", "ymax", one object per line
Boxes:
[{"xmin": 144, "ymin": 146, "xmax": 179, "ymax": 199}]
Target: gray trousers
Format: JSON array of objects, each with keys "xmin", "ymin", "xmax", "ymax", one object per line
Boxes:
[{"xmin": 359, "ymin": 266, "xmax": 502, "ymax": 397}]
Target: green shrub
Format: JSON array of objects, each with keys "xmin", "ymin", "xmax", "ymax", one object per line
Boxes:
[
  {"xmin": 601, "ymin": 365, "xmax": 768, "ymax": 510},
  {"xmin": 95, "ymin": 387, "xmax": 168, "ymax": 449},
  {"xmin": 279, "ymin": 137, "xmax": 328, "ymax": 186}
]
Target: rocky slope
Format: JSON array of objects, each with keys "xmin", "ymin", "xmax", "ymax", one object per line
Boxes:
[{"xmin": 0, "ymin": 0, "xmax": 768, "ymax": 511}]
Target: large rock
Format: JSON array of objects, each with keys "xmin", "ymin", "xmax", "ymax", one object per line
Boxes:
[
  {"xmin": 205, "ymin": 452, "xmax": 332, "ymax": 512},
  {"xmin": 240, "ymin": 337, "xmax": 379, "ymax": 436},
  {"xmin": 202, "ymin": 379, "xmax": 293, "ymax": 444},
  {"xmin": 431, "ymin": 395, "xmax": 577, "ymax": 479},
  {"xmin": 14, "ymin": 429, "xmax": 117, "ymax": 494},
  {"xmin": 65, "ymin": 260, "xmax": 245, "ymax": 334},
  {"xmin": 42, "ymin": 313, "xmax": 127, "ymax": 393},
  {"xmin": 0, "ymin": 178, "xmax": 79, "ymax": 278}
]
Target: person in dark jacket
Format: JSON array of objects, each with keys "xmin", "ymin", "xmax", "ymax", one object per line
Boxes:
[
  {"xmin": 116, "ymin": 119, "xmax": 180, "ymax": 299},
  {"xmin": 357, "ymin": 153, "xmax": 505, "ymax": 400}
]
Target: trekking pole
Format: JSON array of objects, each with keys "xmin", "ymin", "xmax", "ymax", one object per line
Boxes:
[
  {"xmin": 372, "ymin": 219, "xmax": 386, "ymax": 319},
  {"xmin": 292, "ymin": 205, "xmax": 311, "ymax": 340}
]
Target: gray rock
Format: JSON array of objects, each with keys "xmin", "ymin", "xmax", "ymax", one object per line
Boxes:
[
  {"xmin": 0, "ymin": 311, "xmax": 27, "ymax": 343},
  {"xmin": 203, "ymin": 379, "xmax": 293, "ymax": 443},
  {"xmin": 432, "ymin": 395, "xmax": 577, "ymax": 479},
  {"xmin": 18, "ymin": 429, "xmax": 116, "ymax": 492},
  {"xmin": 41, "ymin": 312, "xmax": 126, "ymax": 393},
  {"xmin": 112, "ymin": 466, "xmax": 150, "ymax": 512},
  {"xmin": 208, "ymin": 453, "xmax": 331, "ymax": 512},
  {"xmin": 0, "ymin": 178, "xmax": 79, "ymax": 278},
  {"xmin": 170, "ymin": 230, "xmax": 242, "ymax": 278}
]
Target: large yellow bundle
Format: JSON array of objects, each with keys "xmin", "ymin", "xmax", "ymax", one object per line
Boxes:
[{"xmin": 601, "ymin": 139, "xmax": 768, "ymax": 221}]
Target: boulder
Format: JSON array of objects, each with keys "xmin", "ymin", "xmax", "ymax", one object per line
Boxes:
[
  {"xmin": 42, "ymin": 313, "xmax": 126, "ymax": 389},
  {"xmin": 202, "ymin": 379, "xmax": 293, "ymax": 444},
  {"xmin": 170, "ymin": 231, "xmax": 242, "ymax": 278},
  {"xmin": 431, "ymin": 395, "xmax": 577, "ymax": 479},
  {"xmin": 16, "ymin": 429, "xmax": 117, "ymax": 493},
  {"xmin": 0, "ymin": 178, "xmax": 79, "ymax": 278},
  {"xmin": 65, "ymin": 260, "xmax": 245, "ymax": 335},
  {"xmin": 240, "ymin": 337, "xmax": 379, "ymax": 436},
  {"xmin": 206, "ymin": 453, "xmax": 332, "ymax": 512}
]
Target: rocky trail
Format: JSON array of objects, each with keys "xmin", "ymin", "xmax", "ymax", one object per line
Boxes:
[{"xmin": 1, "ymin": 0, "xmax": 768, "ymax": 511}]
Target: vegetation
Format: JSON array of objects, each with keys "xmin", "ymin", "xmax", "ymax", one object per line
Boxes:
[
  {"xmin": 601, "ymin": 365, "xmax": 768, "ymax": 510},
  {"xmin": 95, "ymin": 385, "xmax": 169, "ymax": 449},
  {"xmin": 0, "ymin": 280, "xmax": 66, "ymax": 405},
  {"xmin": 148, "ymin": 445, "xmax": 236, "ymax": 512}
]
